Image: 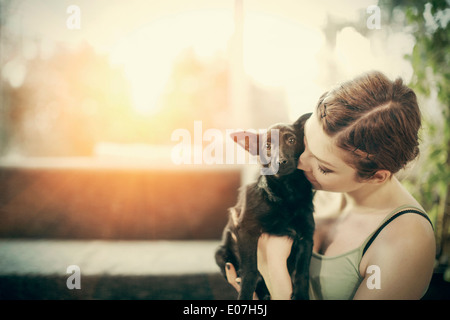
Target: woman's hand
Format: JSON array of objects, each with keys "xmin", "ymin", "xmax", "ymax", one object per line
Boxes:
[
  {"xmin": 224, "ymin": 262, "xmax": 241, "ymax": 292},
  {"xmin": 224, "ymin": 262, "xmax": 258, "ymax": 300},
  {"xmin": 225, "ymin": 233, "xmax": 294, "ymax": 300}
]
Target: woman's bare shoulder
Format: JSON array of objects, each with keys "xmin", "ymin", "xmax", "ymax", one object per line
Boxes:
[{"xmin": 357, "ymin": 208, "xmax": 436, "ymax": 299}]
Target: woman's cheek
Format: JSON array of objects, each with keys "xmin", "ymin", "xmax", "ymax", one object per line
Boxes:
[{"xmin": 315, "ymin": 174, "xmax": 340, "ymax": 192}]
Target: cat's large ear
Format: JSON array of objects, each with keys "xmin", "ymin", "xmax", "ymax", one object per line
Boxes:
[{"xmin": 229, "ymin": 131, "xmax": 259, "ymax": 156}]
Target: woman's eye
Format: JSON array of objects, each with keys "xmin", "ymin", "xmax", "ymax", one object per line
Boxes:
[{"xmin": 317, "ymin": 165, "xmax": 332, "ymax": 175}]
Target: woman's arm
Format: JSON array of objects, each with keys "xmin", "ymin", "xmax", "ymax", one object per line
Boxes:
[
  {"xmin": 257, "ymin": 234, "xmax": 294, "ymax": 300},
  {"xmin": 224, "ymin": 234, "xmax": 294, "ymax": 300}
]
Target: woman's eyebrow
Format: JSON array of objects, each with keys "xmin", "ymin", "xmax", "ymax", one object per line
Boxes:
[
  {"xmin": 304, "ymin": 120, "xmax": 337, "ymax": 169},
  {"xmin": 314, "ymin": 154, "xmax": 336, "ymax": 169}
]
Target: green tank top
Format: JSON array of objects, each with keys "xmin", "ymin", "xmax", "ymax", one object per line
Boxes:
[{"xmin": 308, "ymin": 205, "xmax": 432, "ymax": 300}]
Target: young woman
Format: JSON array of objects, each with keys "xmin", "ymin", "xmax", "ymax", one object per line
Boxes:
[{"xmin": 225, "ymin": 71, "xmax": 436, "ymax": 300}]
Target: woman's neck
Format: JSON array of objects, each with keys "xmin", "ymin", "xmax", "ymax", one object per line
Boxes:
[{"xmin": 342, "ymin": 176, "xmax": 400, "ymax": 213}]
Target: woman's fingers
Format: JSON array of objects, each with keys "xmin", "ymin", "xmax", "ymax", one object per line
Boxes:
[
  {"xmin": 225, "ymin": 262, "xmax": 241, "ymax": 292},
  {"xmin": 225, "ymin": 263, "xmax": 259, "ymax": 299}
]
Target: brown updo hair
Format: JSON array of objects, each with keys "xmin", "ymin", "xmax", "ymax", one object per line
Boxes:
[{"xmin": 317, "ymin": 71, "xmax": 421, "ymax": 180}]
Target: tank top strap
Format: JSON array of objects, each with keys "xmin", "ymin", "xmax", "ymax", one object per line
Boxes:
[{"xmin": 360, "ymin": 205, "xmax": 433, "ymax": 257}]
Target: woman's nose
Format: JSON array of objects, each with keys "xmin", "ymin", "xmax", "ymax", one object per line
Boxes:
[{"xmin": 297, "ymin": 152, "xmax": 308, "ymax": 171}]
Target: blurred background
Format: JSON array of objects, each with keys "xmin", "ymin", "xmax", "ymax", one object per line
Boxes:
[{"xmin": 0, "ymin": 0, "xmax": 449, "ymax": 299}]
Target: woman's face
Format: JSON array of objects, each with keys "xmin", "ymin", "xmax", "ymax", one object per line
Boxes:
[{"xmin": 297, "ymin": 111, "xmax": 365, "ymax": 192}]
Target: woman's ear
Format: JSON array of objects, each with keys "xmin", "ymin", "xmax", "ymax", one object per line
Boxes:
[{"xmin": 369, "ymin": 170, "xmax": 392, "ymax": 184}]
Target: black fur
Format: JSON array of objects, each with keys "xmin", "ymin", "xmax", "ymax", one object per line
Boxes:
[{"xmin": 215, "ymin": 113, "xmax": 314, "ymax": 300}]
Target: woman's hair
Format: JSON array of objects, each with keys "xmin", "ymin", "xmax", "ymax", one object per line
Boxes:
[{"xmin": 316, "ymin": 71, "xmax": 421, "ymax": 180}]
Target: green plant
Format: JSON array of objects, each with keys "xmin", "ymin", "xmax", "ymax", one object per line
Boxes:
[{"xmin": 388, "ymin": 0, "xmax": 450, "ymax": 266}]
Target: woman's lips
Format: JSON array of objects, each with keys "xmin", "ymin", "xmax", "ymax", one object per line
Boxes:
[
  {"xmin": 305, "ymin": 173, "xmax": 320, "ymax": 189},
  {"xmin": 305, "ymin": 173, "xmax": 318, "ymax": 184}
]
